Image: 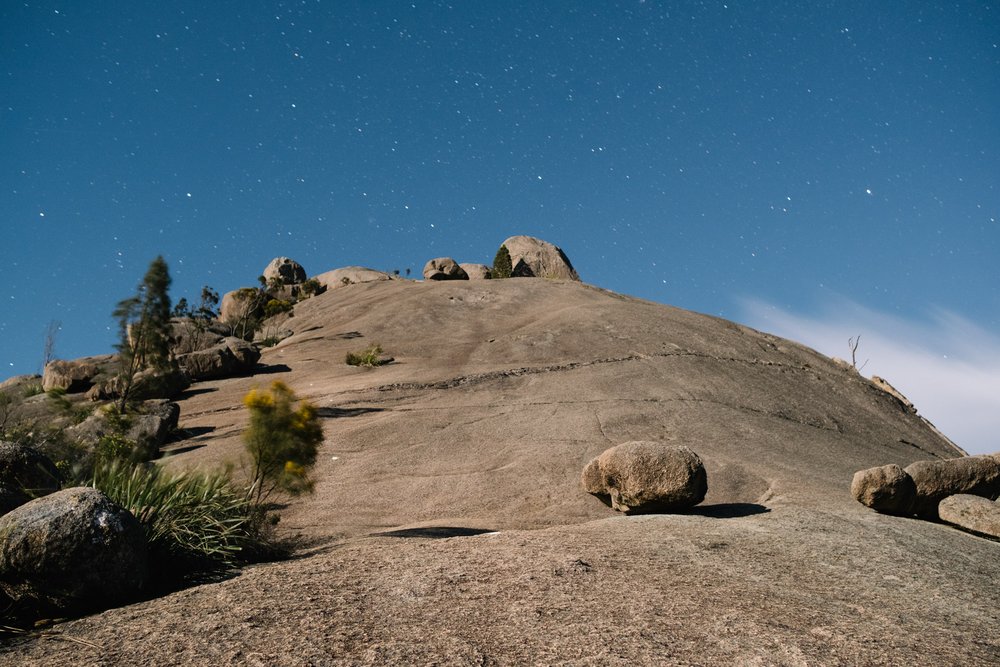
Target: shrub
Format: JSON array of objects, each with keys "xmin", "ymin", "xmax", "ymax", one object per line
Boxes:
[
  {"xmin": 345, "ymin": 344, "xmax": 386, "ymax": 367},
  {"xmin": 300, "ymin": 278, "xmax": 324, "ymax": 297},
  {"xmin": 492, "ymin": 244, "xmax": 512, "ymax": 279},
  {"xmin": 263, "ymin": 299, "xmax": 294, "ymax": 318},
  {"xmin": 91, "ymin": 460, "xmax": 255, "ymax": 581},
  {"xmin": 243, "ymin": 382, "xmax": 323, "ymax": 504}
]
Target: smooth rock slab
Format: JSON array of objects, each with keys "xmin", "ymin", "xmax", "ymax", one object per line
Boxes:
[
  {"xmin": 905, "ymin": 455, "xmax": 1000, "ymax": 519},
  {"xmin": 851, "ymin": 464, "xmax": 916, "ymax": 516},
  {"xmin": 0, "ymin": 487, "xmax": 148, "ymax": 614},
  {"xmin": 938, "ymin": 494, "xmax": 1000, "ymax": 539},
  {"xmin": 582, "ymin": 441, "xmax": 707, "ymax": 514}
]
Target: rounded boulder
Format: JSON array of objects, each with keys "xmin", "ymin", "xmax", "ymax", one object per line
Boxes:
[
  {"xmin": 263, "ymin": 257, "xmax": 307, "ymax": 285},
  {"xmin": 501, "ymin": 235, "xmax": 580, "ymax": 281},
  {"xmin": 423, "ymin": 257, "xmax": 469, "ymax": 281},
  {"xmin": 851, "ymin": 464, "xmax": 916, "ymax": 516},
  {"xmin": 582, "ymin": 441, "xmax": 707, "ymax": 514},
  {"xmin": 0, "ymin": 487, "xmax": 148, "ymax": 614},
  {"xmin": 905, "ymin": 455, "xmax": 1000, "ymax": 520}
]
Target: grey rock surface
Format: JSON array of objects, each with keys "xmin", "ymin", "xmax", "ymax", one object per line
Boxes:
[
  {"xmin": 0, "ymin": 487, "xmax": 147, "ymax": 614},
  {"xmin": 41, "ymin": 357, "xmax": 105, "ymax": 393},
  {"xmin": 851, "ymin": 463, "xmax": 916, "ymax": 516},
  {"xmin": 6, "ymin": 279, "xmax": 993, "ymax": 666},
  {"xmin": 938, "ymin": 493, "xmax": 1000, "ymax": 539},
  {"xmin": 582, "ymin": 441, "xmax": 707, "ymax": 513},
  {"xmin": 905, "ymin": 455, "xmax": 1000, "ymax": 519}
]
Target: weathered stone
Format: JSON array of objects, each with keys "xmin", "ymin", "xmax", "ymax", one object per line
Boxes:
[
  {"xmin": 501, "ymin": 235, "xmax": 580, "ymax": 281},
  {"xmin": 582, "ymin": 441, "xmax": 707, "ymax": 514},
  {"xmin": 219, "ymin": 288, "xmax": 266, "ymax": 327},
  {"xmin": 42, "ymin": 359, "xmax": 101, "ymax": 393},
  {"xmin": 169, "ymin": 318, "xmax": 229, "ymax": 355},
  {"xmin": 460, "ymin": 263, "xmax": 492, "ymax": 280},
  {"xmin": 938, "ymin": 494, "xmax": 1000, "ymax": 538},
  {"xmin": 177, "ymin": 337, "xmax": 260, "ymax": 381},
  {"xmin": 905, "ymin": 456, "xmax": 1000, "ymax": 520},
  {"xmin": 423, "ymin": 258, "xmax": 469, "ymax": 281},
  {"xmin": 263, "ymin": 257, "xmax": 307, "ymax": 285},
  {"xmin": 313, "ymin": 266, "xmax": 395, "ymax": 290},
  {"xmin": 0, "ymin": 487, "xmax": 148, "ymax": 614},
  {"xmin": 851, "ymin": 464, "xmax": 916, "ymax": 516},
  {"xmin": 0, "ymin": 442, "xmax": 61, "ymax": 506}
]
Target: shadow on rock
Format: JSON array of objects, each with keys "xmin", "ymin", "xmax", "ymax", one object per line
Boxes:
[
  {"xmin": 681, "ymin": 503, "xmax": 771, "ymax": 519},
  {"xmin": 373, "ymin": 526, "xmax": 496, "ymax": 539},
  {"xmin": 253, "ymin": 364, "xmax": 292, "ymax": 375}
]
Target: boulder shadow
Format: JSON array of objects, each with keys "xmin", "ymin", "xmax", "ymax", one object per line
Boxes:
[
  {"xmin": 176, "ymin": 387, "xmax": 219, "ymax": 399},
  {"xmin": 253, "ymin": 363, "xmax": 292, "ymax": 375},
  {"xmin": 373, "ymin": 526, "xmax": 496, "ymax": 539},
  {"xmin": 681, "ymin": 503, "xmax": 770, "ymax": 519}
]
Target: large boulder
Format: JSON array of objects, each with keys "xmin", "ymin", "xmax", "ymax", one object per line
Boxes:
[
  {"xmin": 0, "ymin": 487, "xmax": 148, "ymax": 614},
  {"xmin": 42, "ymin": 358, "xmax": 102, "ymax": 393},
  {"xmin": 851, "ymin": 464, "xmax": 916, "ymax": 516},
  {"xmin": 0, "ymin": 442, "xmax": 61, "ymax": 515},
  {"xmin": 501, "ymin": 235, "xmax": 580, "ymax": 281},
  {"xmin": 177, "ymin": 337, "xmax": 260, "ymax": 381},
  {"xmin": 460, "ymin": 263, "xmax": 492, "ymax": 280},
  {"xmin": 905, "ymin": 456, "xmax": 1000, "ymax": 519},
  {"xmin": 313, "ymin": 266, "xmax": 395, "ymax": 290},
  {"xmin": 582, "ymin": 441, "xmax": 707, "ymax": 514},
  {"xmin": 169, "ymin": 318, "xmax": 229, "ymax": 356},
  {"xmin": 0, "ymin": 374, "xmax": 42, "ymax": 392},
  {"xmin": 263, "ymin": 257, "xmax": 307, "ymax": 285},
  {"xmin": 423, "ymin": 258, "xmax": 469, "ymax": 281},
  {"xmin": 67, "ymin": 400, "xmax": 180, "ymax": 461},
  {"xmin": 938, "ymin": 494, "xmax": 1000, "ymax": 539}
]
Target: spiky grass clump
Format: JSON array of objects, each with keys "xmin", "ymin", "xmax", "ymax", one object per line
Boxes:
[
  {"xmin": 91, "ymin": 460, "xmax": 256, "ymax": 581},
  {"xmin": 345, "ymin": 344, "xmax": 386, "ymax": 368}
]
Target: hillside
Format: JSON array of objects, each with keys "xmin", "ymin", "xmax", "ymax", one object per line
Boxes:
[{"xmin": 6, "ymin": 278, "xmax": 998, "ymax": 665}]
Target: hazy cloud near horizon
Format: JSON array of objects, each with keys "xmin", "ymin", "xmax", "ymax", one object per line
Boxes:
[{"xmin": 740, "ymin": 296, "xmax": 999, "ymax": 457}]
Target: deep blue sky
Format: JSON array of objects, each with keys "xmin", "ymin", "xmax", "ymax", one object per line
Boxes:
[{"xmin": 2, "ymin": 2, "xmax": 998, "ymax": 451}]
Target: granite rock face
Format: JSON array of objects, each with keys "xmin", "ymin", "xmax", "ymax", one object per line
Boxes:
[
  {"xmin": 501, "ymin": 235, "xmax": 580, "ymax": 281},
  {"xmin": 851, "ymin": 464, "xmax": 916, "ymax": 516}
]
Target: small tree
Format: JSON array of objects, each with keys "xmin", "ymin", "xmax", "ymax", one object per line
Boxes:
[
  {"xmin": 243, "ymin": 381, "xmax": 323, "ymax": 504},
  {"xmin": 41, "ymin": 319, "xmax": 61, "ymax": 371},
  {"xmin": 493, "ymin": 244, "xmax": 512, "ymax": 279},
  {"xmin": 113, "ymin": 256, "xmax": 174, "ymax": 411}
]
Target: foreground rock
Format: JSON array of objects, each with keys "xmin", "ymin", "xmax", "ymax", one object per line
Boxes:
[
  {"xmin": 851, "ymin": 464, "xmax": 916, "ymax": 516},
  {"xmin": 905, "ymin": 455, "xmax": 1000, "ymax": 519},
  {"xmin": 423, "ymin": 257, "xmax": 469, "ymax": 281},
  {"xmin": 502, "ymin": 235, "xmax": 580, "ymax": 281},
  {"xmin": 938, "ymin": 494, "xmax": 1000, "ymax": 539},
  {"xmin": 263, "ymin": 257, "xmax": 307, "ymax": 285},
  {"xmin": 177, "ymin": 337, "xmax": 261, "ymax": 380},
  {"xmin": 0, "ymin": 487, "xmax": 147, "ymax": 614},
  {"xmin": 0, "ymin": 442, "xmax": 61, "ymax": 515},
  {"xmin": 582, "ymin": 441, "xmax": 707, "ymax": 513}
]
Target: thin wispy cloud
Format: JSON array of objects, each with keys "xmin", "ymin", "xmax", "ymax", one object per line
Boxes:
[{"xmin": 739, "ymin": 296, "xmax": 999, "ymax": 456}]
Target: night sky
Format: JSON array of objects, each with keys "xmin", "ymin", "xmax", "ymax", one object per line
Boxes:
[{"xmin": 2, "ymin": 2, "xmax": 998, "ymax": 453}]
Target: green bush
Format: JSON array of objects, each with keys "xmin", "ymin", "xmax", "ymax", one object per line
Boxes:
[
  {"xmin": 263, "ymin": 299, "xmax": 294, "ymax": 318},
  {"xmin": 345, "ymin": 344, "xmax": 386, "ymax": 368},
  {"xmin": 300, "ymin": 278, "xmax": 324, "ymax": 297},
  {"xmin": 492, "ymin": 244, "xmax": 512, "ymax": 279},
  {"xmin": 92, "ymin": 460, "xmax": 256, "ymax": 581},
  {"xmin": 243, "ymin": 381, "xmax": 323, "ymax": 504}
]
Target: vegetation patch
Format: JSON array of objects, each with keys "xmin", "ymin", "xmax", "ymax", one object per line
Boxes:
[{"xmin": 345, "ymin": 344, "xmax": 388, "ymax": 368}]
